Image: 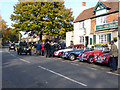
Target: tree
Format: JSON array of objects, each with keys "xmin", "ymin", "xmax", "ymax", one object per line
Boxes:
[
  {"xmin": 0, "ymin": 18, "xmax": 20, "ymax": 45},
  {"xmin": 11, "ymin": 1, "xmax": 74, "ymax": 40}
]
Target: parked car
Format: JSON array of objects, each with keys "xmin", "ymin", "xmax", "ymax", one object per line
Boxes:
[
  {"xmin": 62, "ymin": 48, "xmax": 93, "ymax": 61},
  {"xmin": 94, "ymin": 53, "xmax": 118, "ymax": 66},
  {"xmin": 17, "ymin": 45, "xmax": 31, "ymax": 55},
  {"xmin": 78, "ymin": 46, "xmax": 110, "ymax": 63},
  {"xmin": 95, "ymin": 53, "xmax": 110, "ymax": 64},
  {"xmin": 53, "ymin": 44, "xmax": 85, "ymax": 57},
  {"xmin": 9, "ymin": 43, "xmax": 16, "ymax": 51}
]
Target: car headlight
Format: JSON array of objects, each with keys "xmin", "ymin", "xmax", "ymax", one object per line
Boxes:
[
  {"xmin": 95, "ymin": 55, "xmax": 97, "ymax": 59},
  {"xmin": 65, "ymin": 52, "xmax": 68, "ymax": 55},
  {"xmin": 79, "ymin": 53, "xmax": 81, "ymax": 56},
  {"xmin": 98, "ymin": 56, "xmax": 102, "ymax": 60},
  {"xmin": 102, "ymin": 56, "xmax": 106, "ymax": 60},
  {"xmin": 83, "ymin": 54, "xmax": 86, "ymax": 57}
]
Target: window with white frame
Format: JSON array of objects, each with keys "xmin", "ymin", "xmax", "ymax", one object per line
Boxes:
[
  {"xmin": 80, "ymin": 36, "xmax": 84, "ymax": 44},
  {"xmin": 96, "ymin": 16, "xmax": 107, "ymax": 25},
  {"xmin": 80, "ymin": 21, "xmax": 85, "ymax": 29},
  {"xmin": 99, "ymin": 34, "xmax": 107, "ymax": 44}
]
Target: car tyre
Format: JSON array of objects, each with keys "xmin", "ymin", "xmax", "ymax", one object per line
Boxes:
[
  {"xmin": 88, "ymin": 56, "xmax": 94, "ymax": 63},
  {"xmin": 69, "ymin": 54, "xmax": 75, "ymax": 61},
  {"xmin": 60, "ymin": 53, "xmax": 63, "ymax": 58}
]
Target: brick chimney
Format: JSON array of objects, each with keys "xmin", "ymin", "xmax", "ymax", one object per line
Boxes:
[{"xmin": 82, "ymin": 2, "xmax": 86, "ymax": 6}]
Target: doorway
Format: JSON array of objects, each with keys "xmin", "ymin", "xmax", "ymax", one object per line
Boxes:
[{"xmin": 85, "ymin": 36, "xmax": 89, "ymax": 48}]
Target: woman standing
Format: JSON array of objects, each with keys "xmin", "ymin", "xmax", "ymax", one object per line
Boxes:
[{"xmin": 41, "ymin": 42, "xmax": 45, "ymax": 56}]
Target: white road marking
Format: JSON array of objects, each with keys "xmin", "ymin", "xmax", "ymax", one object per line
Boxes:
[
  {"xmin": 18, "ymin": 58, "xmax": 31, "ymax": 63},
  {"xmin": 107, "ymin": 72, "xmax": 120, "ymax": 76},
  {"xmin": 90, "ymin": 68, "xmax": 97, "ymax": 70},
  {"xmin": 8, "ymin": 52, "xmax": 31, "ymax": 64},
  {"xmin": 38, "ymin": 65, "xmax": 87, "ymax": 87}
]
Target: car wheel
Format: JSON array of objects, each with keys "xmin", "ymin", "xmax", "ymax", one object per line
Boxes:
[
  {"xmin": 69, "ymin": 54, "xmax": 75, "ymax": 61},
  {"xmin": 60, "ymin": 53, "xmax": 63, "ymax": 58},
  {"xmin": 88, "ymin": 56, "xmax": 94, "ymax": 63}
]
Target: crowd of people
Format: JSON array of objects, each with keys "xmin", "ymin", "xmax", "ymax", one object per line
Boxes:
[{"xmin": 30, "ymin": 40, "xmax": 66, "ymax": 58}]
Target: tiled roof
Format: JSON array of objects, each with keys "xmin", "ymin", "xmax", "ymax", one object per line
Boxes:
[
  {"xmin": 102, "ymin": 2, "xmax": 118, "ymax": 12},
  {"xmin": 74, "ymin": 7, "xmax": 94, "ymax": 23},
  {"xmin": 74, "ymin": 1, "xmax": 118, "ymax": 23}
]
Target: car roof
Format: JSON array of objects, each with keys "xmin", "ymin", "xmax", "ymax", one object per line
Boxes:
[{"xmin": 73, "ymin": 44, "xmax": 85, "ymax": 47}]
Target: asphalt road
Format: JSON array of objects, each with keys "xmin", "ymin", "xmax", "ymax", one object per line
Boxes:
[{"xmin": 2, "ymin": 47, "xmax": 120, "ymax": 88}]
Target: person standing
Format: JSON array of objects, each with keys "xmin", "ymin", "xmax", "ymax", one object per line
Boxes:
[
  {"xmin": 61, "ymin": 41, "xmax": 66, "ymax": 49},
  {"xmin": 41, "ymin": 42, "xmax": 45, "ymax": 56},
  {"xmin": 69, "ymin": 41, "xmax": 74, "ymax": 48},
  {"xmin": 44, "ymin": 41, "xmax": 51, "ymax": 57},
  {"xmin": 33, "ymin": 42, "xmax": 37, "ymax": 54},
  {"xmin": 35, "ymin": 41, "xmax": 42, "ymax": 55},
  {"xmin": 109, "ymin": 40, "xmax": 118, "ymax": 72},
  {"xmin": 50, "ymin": 41, "xmax": 55, "ymax": 57}
]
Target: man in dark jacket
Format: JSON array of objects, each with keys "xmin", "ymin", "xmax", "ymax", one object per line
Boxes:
[
  {"xmin": 44, "ymin": 41, "xmax": 51, "ymax": 57},
  {"xmin": 109, "ymin": 40, "xmax": 118, "ymax": 72},
  {"xmin": 61, "ymin": 41, "xmax": 66, "ymax": 49},
  {"xmin": 35, "ymin": 41, "xmax": 42, "ymax": 55}
]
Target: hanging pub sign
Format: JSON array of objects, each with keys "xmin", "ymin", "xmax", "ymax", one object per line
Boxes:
[{"xmin": 96, "ymin": 22, "xmax": 118, "ymax": 31}]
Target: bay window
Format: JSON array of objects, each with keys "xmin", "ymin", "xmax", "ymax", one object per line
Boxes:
[
  {"xmin": 96, "ymin": 16, "xmax": 107, "ymax": 25},
  {"xmin": 99, "ymin": 34, "xmax": 107, "ymax": 44},
  {"xmin": 80, "ymin": 36, "xmax": 84, "ymax": 44}
]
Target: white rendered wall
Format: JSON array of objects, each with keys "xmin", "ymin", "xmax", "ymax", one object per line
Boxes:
[
  {"xmin": 73, "ymin": 19, "xmax": 91, "ymax": 45},
  {"xmin": 66, "ymin": 31, "xmax": 74, "ymax": 47}
]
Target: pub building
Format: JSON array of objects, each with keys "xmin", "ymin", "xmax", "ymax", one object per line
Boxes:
[{"xmin": 90, "ymin": 1, "xmax": 119, "ymax": 47}]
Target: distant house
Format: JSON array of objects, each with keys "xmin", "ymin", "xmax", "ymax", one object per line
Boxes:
[{"xmin": 24, "ymin": 34, "xmax": 53, "ymax": 42}]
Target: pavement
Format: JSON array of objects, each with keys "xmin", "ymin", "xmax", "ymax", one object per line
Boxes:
[{"xmin": 1, "ymin": 47, "xmax": 120, "ymax": 88}]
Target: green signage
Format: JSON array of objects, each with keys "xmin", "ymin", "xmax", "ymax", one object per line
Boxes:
[{"xmin": 96, "ymin": 22, "xmax": 118, "ymax": 31}]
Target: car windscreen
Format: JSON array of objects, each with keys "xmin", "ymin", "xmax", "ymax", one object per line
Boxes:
[{"xmin": 94, "ymin": 46, "xmax": 104, "ymax": 51}]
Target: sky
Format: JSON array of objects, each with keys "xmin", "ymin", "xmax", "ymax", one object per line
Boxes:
[{"xmin": 0, "ymin": 0, "xmax": 99, "ymax": 37}]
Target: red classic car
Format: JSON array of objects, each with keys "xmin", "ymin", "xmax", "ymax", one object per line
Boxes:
[
  {"xmin": 53, "ymin": 44, "xmax": 85, "ymax": 57},
  {"xmin": 95, "ymin": 53, "xmax": 118, "ymax": 66},
  {"xmin": 78, "ymin": 46, "xmax": 110, "ymax": 63},
  {"xmin": 95, "ymin": 53, "xmax": 110, "ymax": 64}
]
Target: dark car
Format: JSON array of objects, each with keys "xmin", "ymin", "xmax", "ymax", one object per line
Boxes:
[
  {"xmin": 62, "ymin": 48, "xmax": 93, "ymax": 61},
  {"xmin": 9, "ymin": 43, "xmax": 16, "ymax": 51},
  {"xmin": 17, "ymin": 45, "xmax": 31, "ymax": 55}
]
